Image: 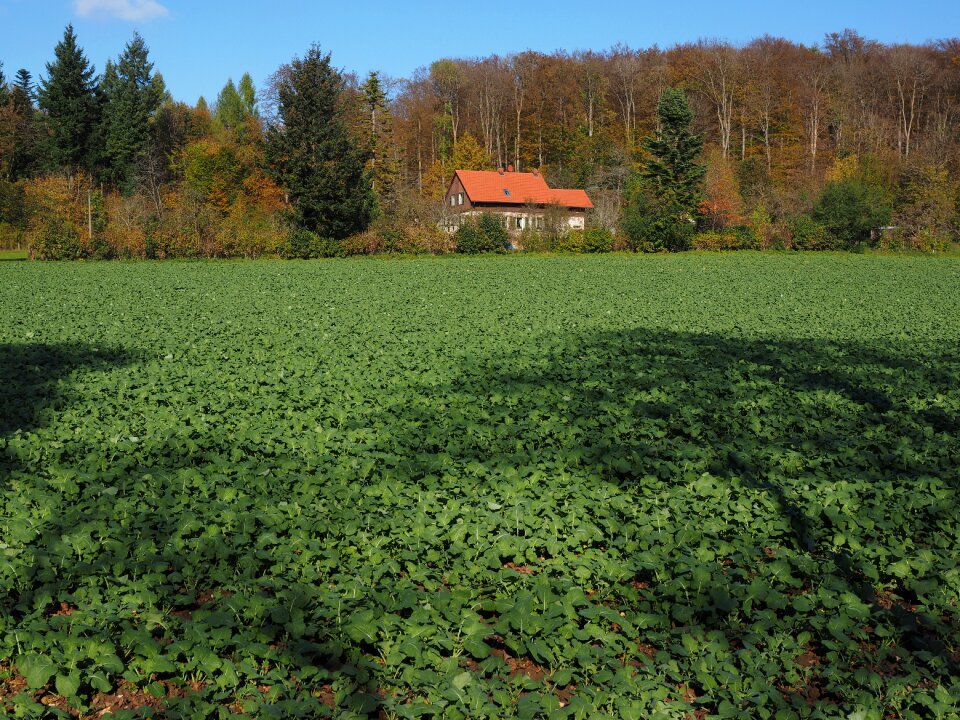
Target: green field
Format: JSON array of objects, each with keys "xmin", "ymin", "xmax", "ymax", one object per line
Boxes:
[
  {"xmin": 1, "ymin": 254, "xmax": 959, "ymax": 719},
  {"xmin": 0, "ymin": 249, "xmax": 28, "ymax": 261}
]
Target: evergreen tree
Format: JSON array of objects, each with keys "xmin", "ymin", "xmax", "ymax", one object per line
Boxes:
[
  {"xmin": 100, "ymin": 32, "xmax": 165, "ymax": 188},
  {"xmin": 13, "ymin": 69, "xmax": 35, "ymax": 112},
  {"xmin": 360, "ymin": 70, "xmax": 400, "ymax": 213},
  {"xmin": 265, "ymin": 45, "xmax": 374, "ymax": 239},
  {"xmin": 37, "ymin": 24, "xmax": 101, "ymax": 172},
  {"xmin": 641, "ymin": 88, "xmax": 705, "ymax": 213},
  {"xmin": 215, "ymin": 79, "xmax": 245, "ymax": 130},
  {"xmin": 7, "ymin": 69, "xmax": 41, "ymax": 179},
  {"xmin": 622, "ymin": 88, "xmax": 705, "ymax": 251},
  {"xmin": 0, "ymin": 63, "xmax": 8, "ymax": 106}
]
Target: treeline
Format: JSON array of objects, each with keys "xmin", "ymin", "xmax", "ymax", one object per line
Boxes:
[{"xmin": 1, "ymin": 27, "xmax": 959, "ymax": 258}]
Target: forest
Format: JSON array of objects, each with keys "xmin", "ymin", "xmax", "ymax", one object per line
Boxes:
[{"xmin": 1, "ymin": 26, "xmax": 959, "ymax": 258}]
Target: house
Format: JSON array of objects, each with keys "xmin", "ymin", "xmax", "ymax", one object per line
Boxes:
[{"xmin": 442, "ymin": 167, "xmax": 593, "ymax": 233}]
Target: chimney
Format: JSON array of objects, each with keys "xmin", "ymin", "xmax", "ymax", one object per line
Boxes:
[
  {"xmin": 497, "ymin": 167, "xmax": 504, "ymax": 175},
  {"xmin": 507, "ymin": 164, "xmax": 514, "ymax": 172},
  {"xmin": 532, "ymin": 169, "xmax": 539, "ymax": 177}
]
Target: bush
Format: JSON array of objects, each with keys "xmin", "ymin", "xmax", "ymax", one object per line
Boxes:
[
  {"xmin": 30, "ymin": 218, "xmax": 85, "ymax": 260},
  {"xmin": 279, "ymin": 227, "xmax": 342, "ymax": 259},
  {"xmin": 515, "ymin": 228, "xmax": 552, "ymax": 252},
  {"xmin": 455, "ymin": 213, "xmax": 510, "ymax": 254},
  {"xmin": 812, "ymin": 178, "xmax": 892, "ymax": 250},
  {"xmin": 477, "ymin": 213, "xmax": 510, "ymax": 251},
  {"xmin": 910, "ymin": 228, "xmax": 951, "ymax": 253},
  {"xmin": 788, "ymin": 215, "xmax": 834, "ymax": 251},
  {"xmin": 583, "ymin": 228, "xmax": 614, "ymax": 253},
  {"xmin": 348, "ymin": 219, "xmax": 455, "ymax": 255},
  {"xmin": 621, "ymin": 193, "xmax": 694, "ymax": 252},
  {"xmin": 692, "ymin": 231, "xmax": 742, "ymax": 251},
  {"xmin": 554, "ymin": 230, "xmax": 586, "ymax": 253}
]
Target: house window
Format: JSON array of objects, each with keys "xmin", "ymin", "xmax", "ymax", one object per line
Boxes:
[
  {"xmin": 449, "ymin": 195, "xmax": 455, "ymax": 207},
  {"xmin": 458, "ymin": 193, "xmax": 464, "ymax": 205},
  {"xmin": 515, "ymin": 216, "xmax": 523, "ymax": 230},
  {"xmin": 535, "ymin": 216, "xmax": 544, "ymax": 230}
]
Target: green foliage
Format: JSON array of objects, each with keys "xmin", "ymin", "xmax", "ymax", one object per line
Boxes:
[
  {"xmin": 29, "ymin": 216, "xmax": 84, "ymax": 259},
  {"xmin": 813, "ymin": 178, "xmax": 892, "ymax": 250},
  {"xmin": 554, "ymin": 227, "xmax": 614, "ymax": 253},
  {"xmin": 360, "ymin": 71, "xmax": 400, "ymax": 214},
  {"xmin": 893, "ymin": 165, "xmax": 957, "ymax": 250},
  {"xmin": 455, "ymin": 213, "xmax": 510, "ymax": 253},
  {"xmin": 278, "ymin": 226, "xmax": 342, "ymax": 258},
  {"xmin": 789, "ymin": 215, "xmax": 834, "ymax": 250},
  {"xmin": 622, "ymin": 189, "xmax": 695, "ymax": 251},
  {"xmin": 265, "ymin": 45, "xmax": 375, "ymax": 239},
  {"xmin": 237, "ymin": 73, "xmax": 258, "ymax": 117},
  {"xmin": 640, "ymin": 88, "xmax": 705, "ymax": 215},
  {"xmin": 623, "ymin": 88, "xmax": 704, "ymax": 252},
  {"xmin": 99, "ymin": 33, "xmax": 166, "ymax": 189},
  {"xmin": 214, "ymin": 78, "xmax": 245, "ymax": 130},
  {"xmin": 37, "ymin": 24, "xmax": 102, "ymax": 173},
  {"xmin": 692, "ymin": 230, "xmax": 746, "ymax": 250},
  {"xmin": 0, "ymin": 256, "xmax": 958, "ymax": 717}
]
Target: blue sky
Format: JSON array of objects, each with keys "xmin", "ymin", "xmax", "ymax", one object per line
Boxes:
[{"xmin": 0, "ymin": 0, "xmax": 955, "ymax": 104}]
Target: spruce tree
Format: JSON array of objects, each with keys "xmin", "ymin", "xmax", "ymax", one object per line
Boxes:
[
  {"xmin": 37, "ymin": 24, "xmax": 101, "ymax": 173},
  {"xmin": 8, "ymin": 69, "xmax": 40, "ymax": 179},
  {"xmin": 360, "ymin": 70, "xmax": 400, "ymax": 213},
  {"xmin": 0, "ymin": 63, "xmax": 8, "ymax": 106},
  {"xmin": 623, "ymin": 88, "xmax": 705, "ymax": 251},
  {"xmin": 100, "ymin": 32, "xmax": 165, "ymax": 188},
  {"xmin": 13, "ymin": 69, "xmax": 35, "ymax": 112},
  {"xmin": 641, "ymin": 87, "xmax": 705, "ymax": 214},
  {"xmin": 265, "ymin": 46, "xmax": 374, "ymax": 239}
]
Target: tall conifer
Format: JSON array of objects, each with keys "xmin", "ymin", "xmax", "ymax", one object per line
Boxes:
[
  {"xmin": 37, "ymin": 24, "xmax": 101, "ymax": 173},
  {"xmin": 641, "ymin": 88, "xmax": 705, "ymax": 214},
  {"xmin": 265, "ymin": 46, "xmax": 374, "ymax": 239},
  {"xmin": 101, "ymin": 32, "xmax": 165, "ymax": 188}
]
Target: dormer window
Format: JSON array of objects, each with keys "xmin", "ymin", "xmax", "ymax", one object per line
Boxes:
[{"xmin": 503, "ymin": 189, "xmax": 511, "ymax": 197}]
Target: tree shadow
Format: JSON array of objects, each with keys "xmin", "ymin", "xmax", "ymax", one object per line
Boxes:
[
  {"xmin": 374, "ymin": 327, "xmax": 960, "ymax": 715},
  {"xmin": 2, "ymin": 330, "xmax": 958, "ymax": 718},
  {"xmin": 0, "ymin": 342, "xmax": 134, "ymax": 477}
]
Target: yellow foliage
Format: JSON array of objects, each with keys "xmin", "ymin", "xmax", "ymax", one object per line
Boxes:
[{"xmin": 825, "ymin": 155, "xmax": 859, "ymax": 184}]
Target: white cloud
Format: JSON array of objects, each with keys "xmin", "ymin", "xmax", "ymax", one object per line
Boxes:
[{"xmin": 74, "ymin": 0, "xmax": 169, "ymax": 21}]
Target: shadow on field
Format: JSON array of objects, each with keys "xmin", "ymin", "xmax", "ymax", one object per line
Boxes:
[
  {"xmin": 384, "ymin": 327, "xmax": 960, "ymax": 712},
  {"xmin": 0, "ymin": 343, "xmax": 133, "ymax": 482},
  {"xmin": 3, "ymin": 329, "xmax": 959, "ymax": 717}
]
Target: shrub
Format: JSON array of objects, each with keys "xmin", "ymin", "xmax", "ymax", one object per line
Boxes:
[
  {"xmin": 455, "ymin": 213, "xmax": 510, "ymax": 254},
  {"xmin": 812, "ymin": 178, "xmax": 892, "ymax": 249},
  {"xmin": 279, "ymin": 227, "xmax": 342, "ymax": 259},
  {"xmin": 582, "ymin": 228, "xmax": 614, "ymax": 253},
  {"xmin": 454, "ymin": 222, "xmax": 486, "ymax": 254},
  {"xmin": 514, "ymin": 228, "xmax": 549, "ymax": 252},
  {"xmin": 477, "ymin": 213, "xmax": 510, "ymax": 251},
  {"xmin": 217, "ymin": 205, "xmax": 286, "ymax": 259},
  {"xmin": 789, "ymin": 215, "xmax": 833, "ymax": 251},
  {"xmin": 554, "ymin": 230, "xmax": 586, "ymax": 253},
  {"xmin": 621, "ymin": 193, "xmax": 694, "ymax": 252},
  {"xmin": 910, "ymin": 228, "xmax": 951, "ymax": 253},
  {"xmin": 30, "ymin": 218, "xmax": 85, "ymax": 260},
  {"xmin": 692, "ymin": 231, "xmax": 742, "ymax": 251}
]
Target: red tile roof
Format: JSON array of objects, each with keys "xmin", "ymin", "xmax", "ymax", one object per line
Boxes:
[{"xmin": 454, "ymin": 170, "xmax": 593, "ymax": 209}]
